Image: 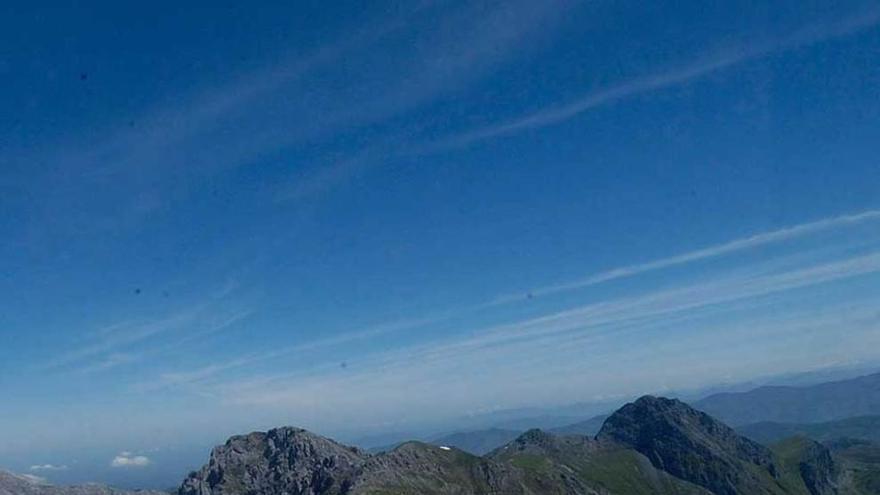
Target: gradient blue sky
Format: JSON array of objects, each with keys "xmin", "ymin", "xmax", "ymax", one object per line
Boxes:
[{"xmin": 2, "ymin": 0, "xmax": 880, "ymax": 488}]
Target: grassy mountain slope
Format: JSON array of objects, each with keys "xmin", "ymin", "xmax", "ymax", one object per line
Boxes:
[{"xmin": 489, "ymin": 429, "xmax": 712, "ymax": 495}]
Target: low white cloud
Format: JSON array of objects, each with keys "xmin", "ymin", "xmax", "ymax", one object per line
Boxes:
[
  {"xmin": 110, "ymin": 453, "xmax": 151, "ymax": 468},
  {"xmin": 29, "ymin": 464, "xmax": 68, "ymax": 472}
]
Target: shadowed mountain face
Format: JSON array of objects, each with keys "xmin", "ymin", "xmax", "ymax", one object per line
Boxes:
[
  {"xmin": 0, "ymin": 470, "xmax": 166, "ymax": 495},
  {"xmin": 695, "ymin": 373, "xmax": 880, "ymax": 426},
  {"xmin": 176, "ymin": 396, "xmax": 880, "ymax": 495}
]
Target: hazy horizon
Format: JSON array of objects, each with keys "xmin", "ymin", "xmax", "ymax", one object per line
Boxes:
[{"xmin": 3, "ymin": 0, "xmax": 880, "ymax": 490}]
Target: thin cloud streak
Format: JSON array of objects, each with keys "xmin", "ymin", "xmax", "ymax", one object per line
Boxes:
[
  {"xmin": 219, "ymin": 313, "xmax": 880, "ymax": 420},
  {"xmin": 80, "ymin": 309, "xmax": 255, "ymax": 376},
  {"xmin": 39, "ymin": 306, "xmax": 206, "ymax": 372},
  {"xmin": 426, "ymin": 7, "xmax": 880, "ymax": 151},
  {"xmin": 491, "ymin": 209, "xmax": 880, "ymax": 303},
  {"xmin": 359, "ymin": 251, "xmax": 880, "ymax": 373},
  {"xmin": 162, "ymin": 248, "xmax": 880, "ymax": 396},
  {"xmin": 40, "ymin": 290, "xmax": 251, "ymax": 373}
]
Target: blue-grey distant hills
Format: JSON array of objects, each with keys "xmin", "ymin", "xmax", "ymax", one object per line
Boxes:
[
  {"xmin": 694, "ymin": 372, "xmax": 880, "ymax": 426},
  {"xmin": 738, "ymin": 415, "xmax": 880, "ymax": 445}
]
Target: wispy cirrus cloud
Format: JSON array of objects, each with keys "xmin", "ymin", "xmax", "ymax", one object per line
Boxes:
[
  {"xmin": 41, "ymin": 289, "xmax": 252, "ymax": 374},
  {"xmin": 9, "ymin": 0, "xmax": 577, "ymax": 241},
  {"xmin": 138, "ymin": 208, "xmax": 880, "ymax": 390},
  {"xmin": 40, "ymin": 306, "xmax": 206, "ymax": 372},
  {"xmin": 489, "ymin": 209, "xmax": 880, "ymax": 303},
  {"xmin": 207, "ymin": 253, "xmax": 880, "ymax": 419},
  {"xmin": 424, "ymin": 6, "xmax": 880, "ymax": 152},
  {"xmin": 149, "ymin": 248, "xmax": 880, "ymax": 419},
  {"xmin": 285, "ymin": 8, "xmax": 880, "ymax": 218}
]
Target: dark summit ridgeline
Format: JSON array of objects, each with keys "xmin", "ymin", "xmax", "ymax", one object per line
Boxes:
[{"xmin": 175, "ymin": 396, "xmax": 880, "ymax": 495}]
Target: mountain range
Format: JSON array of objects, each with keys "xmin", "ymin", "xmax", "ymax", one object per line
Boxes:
[
  {"xmin": 411, "ymin": 371, "xmax": 880, "ymax": 458},
  {"xmin": 175, "ymin": 396, "xmax": 880, "ymax": 494},
  {"xmin": 6, "ymin": 371, "xmax": 880, "ymax": 494}
]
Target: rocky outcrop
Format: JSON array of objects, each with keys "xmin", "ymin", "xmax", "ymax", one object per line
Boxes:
[
  {"xmin": 795, "ymin": 440, "xmax": 837, "ymax": 495},
  {"xmin": 179, "ymin": 427, "xmax": 365, "ymax": 495}
]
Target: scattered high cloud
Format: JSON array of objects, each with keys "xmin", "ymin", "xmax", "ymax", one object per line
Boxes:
[{"xmin": 110, "ymin": 452, "xmax": 151, "ymax": 468}]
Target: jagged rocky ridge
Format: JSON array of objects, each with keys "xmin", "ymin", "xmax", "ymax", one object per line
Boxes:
[{"xmin": 178, "ymin": 396, "xmax": 880, "ymax": 495}]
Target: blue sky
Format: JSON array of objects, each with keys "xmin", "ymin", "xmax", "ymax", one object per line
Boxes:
[{"xmin": 2, "ymin": 0, "xmax": 880, "ymax": 488}]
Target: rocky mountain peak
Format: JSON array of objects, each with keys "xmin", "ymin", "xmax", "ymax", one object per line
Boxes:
[{"xmin": 597, "ymin": 395, "xmax": 779, "ymax": 495}]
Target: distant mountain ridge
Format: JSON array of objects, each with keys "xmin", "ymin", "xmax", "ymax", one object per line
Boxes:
[
  {"xmin": 368, "ymin": 415, "xmax": 612, "ymax": 457},
  {"xmin": 550, "ymin": 414, "xmax": 609, "ymax": 436},
  {"xmin": 695, "ymin": 372, "xmax": 880, "ymax": 426},
  {"xmin": 428, "ymin": 428, "xmax": 523, "ymax": 456},
  {"xmin": 738, "ymin": 415, "xmax": 880, "ymax": 445},
  {"xmin": 0, "ymin": 470, "xmax": 166, "ymax": 495},
  {"xmin": 348, "ymin": 368, "xmax": 880, "ymax": 456},
  {"xmin": 177, "ymin": 396, "xmax": 880, "ymax": 494}
]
